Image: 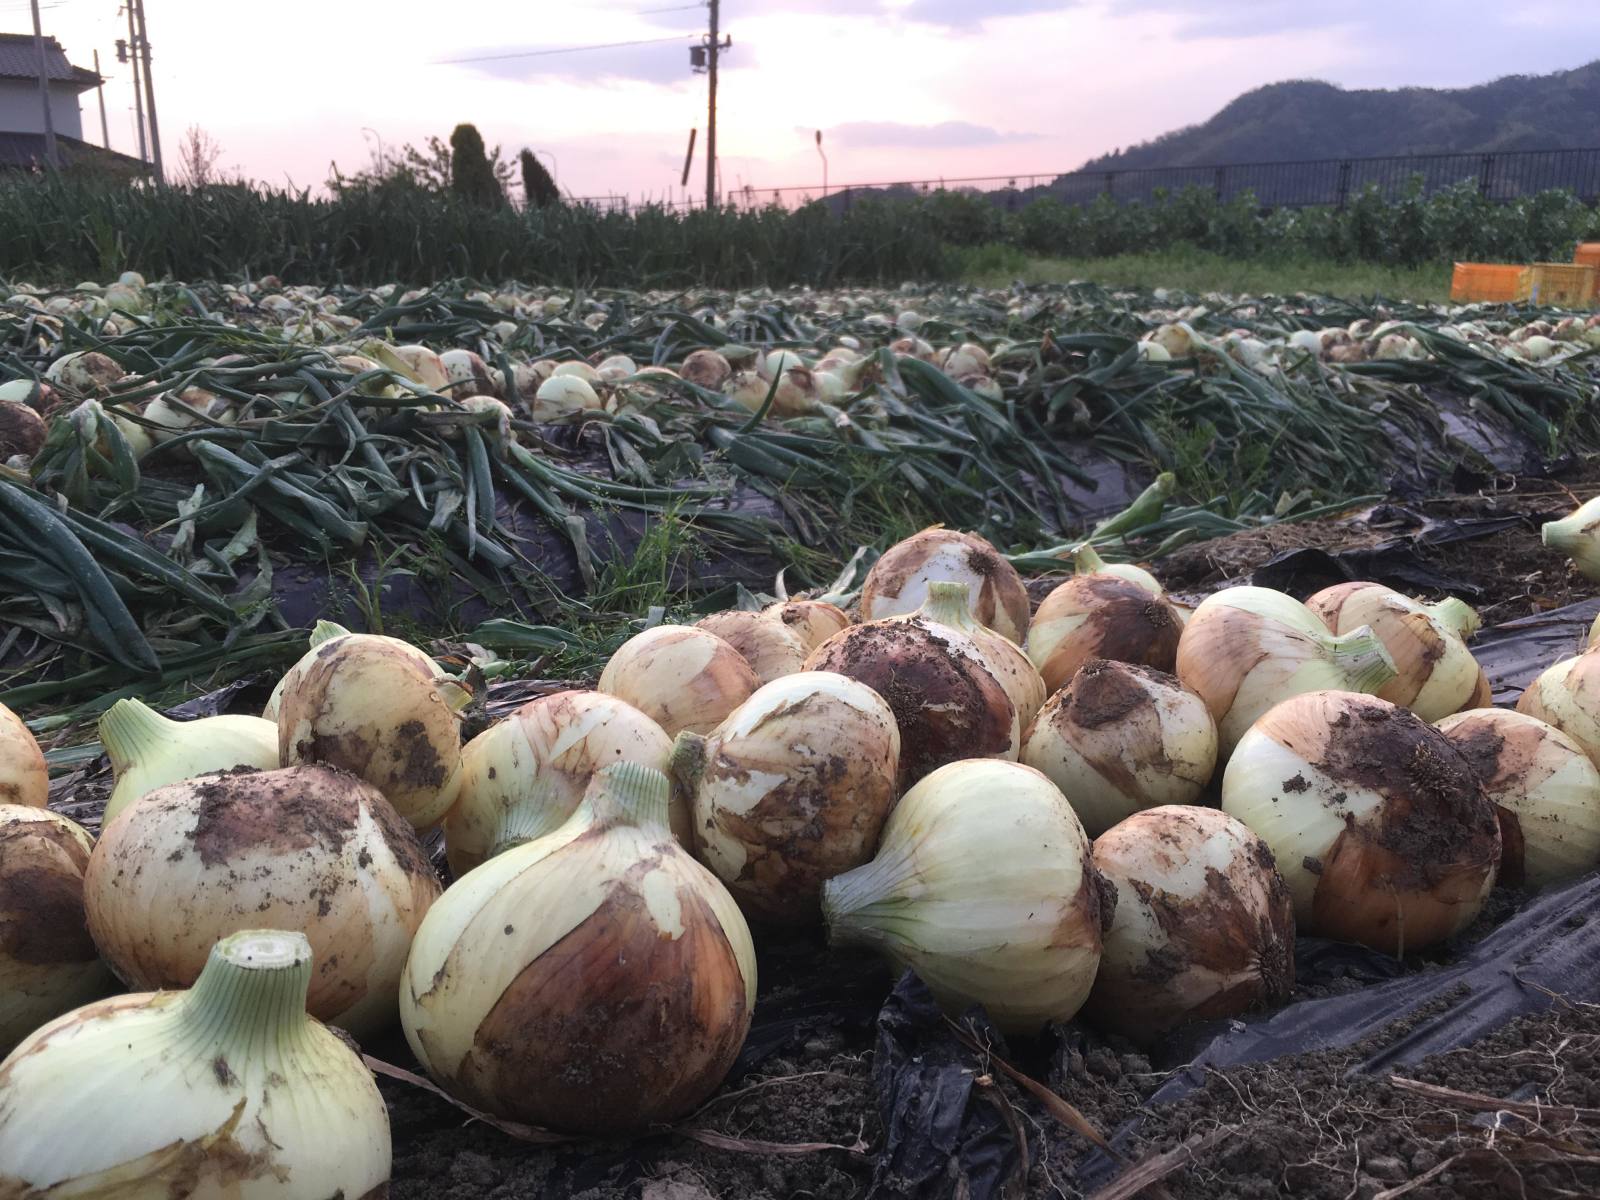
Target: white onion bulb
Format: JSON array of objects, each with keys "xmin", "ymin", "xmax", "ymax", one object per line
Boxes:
[
  {"xmin": 1437, "ymin": 708, "xmax": 1600, "ymax": 888},
  {"xmin": 1543, "ymin": 496, "xmax": 1600, "ymax": 581},
  {"xmin": 1517, "ymin": 651, "xmax": 1600, "ymax": 768},
  {"xmin": 674, "ymin": 671, "xmax": 900, "ymax": 924},
  {"xmin": 86, "ymin": 764, "xmax": 441, "ymax": 1035},
  {"xmin": 599, "ymin": 625, "xmax": 760, "ymax": 737},
  {"xmin": 860, "ymin": 527, "xmax": 1031, "ymax": 643},
  {"xmin": 1222, "ymin": 691, "xmax": 1499, "ymax": 954},
  {"xmin": 1026, "ymin": 574, "xmax": 1184, "ymax": 695},
  {"xmin": 823, "ymin": 759, "xmax": 1103, "ymax": 1034},
  {"xmin": 98, "ymin": 699, "xmax": 280, "ymax": 826},
  {"xmin": 1177, "ymin": 586, "xmax": 1397, "ymax": 757},
  {"xmin": 694, "ymin": 609, "xmax": 809, "ymax": 684},
  {"xmin": 0, "ymin": 702, "xmax": 47, "ymax": 809},
  {"xmin": 1085, "ymin": 806, "xmax": 1293, "ymax": 1041},
  {"xmin": 762, "ymin": 599, "xmax": 851, "ymax": 652},
  {"xmin": 1020, "ymin": 659, "xmax": 1216, "ymax": 836}
]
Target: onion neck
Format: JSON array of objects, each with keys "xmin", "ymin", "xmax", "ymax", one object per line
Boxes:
[
  {"xmin": 309, "ymin": 620, "xmax": 349, "ymax": 647},
  {"xmin": 920, "ymin": 580, "xmax": 977, "ymax": 630},
  {"xmin": 179, "ymin": 931, "xmax": 313, "ymax": 1060},
  {"xmin": 670, "ymin": 731, "xmax": 709, "ymax": 795},
  {"xmin": 1328, "ymin": 624, "xmax": 1399, "ymax": 694},
  {"xmin": 1426, "ymin": 597, "xmax": 1480, "ymax": 639},
  {"xmin": 98, "ymin": 698, "xmax": 174, "ymax": 776},
  {"xmin": 490, "ymin": 777, "xmax": 564, "ymax": 858},
  {"xmin": 1541, "ymin": 516, "xmax": 1580, "ymax": 552},
  {"xmin": 585, "ymin": 761, "xmax": 672, "ymax": 833},
  {"xmin": 820, "ymin": 837, "xmax": 918, "ymax": 950},
  {"xmin": 1071, "ymin": 543, "xmax": 1107, "ymax": 575}
]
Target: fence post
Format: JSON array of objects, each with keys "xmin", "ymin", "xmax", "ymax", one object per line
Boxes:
[
  {"xmin": 1214, "ymin": 166, "xmax": 1226, "ymax": 202},
  {"xmin": 1104, "ymin": 171, "xmax": 1115, "ymax": 198},
  {"xmin": 1336, "ymin": 161, "xmax": 1351, "ymax": 210},
  {"xmin": 1478, "ymin": 154, "xmax": 1494, "ymax": 199}
]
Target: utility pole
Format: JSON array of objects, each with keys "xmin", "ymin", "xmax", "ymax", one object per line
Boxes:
[
  {"xmin": 29, "ymin": 0, "xmax": 58, "ymax": 169},
  {"xmin": 93, "ymin": 50, "xmax": 110, "ymax": 148},
  {"xmin": 132, "ymin": 0, "xmax": 163, "ymax": 180},
  {"xmin": 700, "ymin": 0, "xmax": 730, "ymax": 210},
  {"xmin": 118, "ymin": 9, "xmax": 147, "ymax": 165}
]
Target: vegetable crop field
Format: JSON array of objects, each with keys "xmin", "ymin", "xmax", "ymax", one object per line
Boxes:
[{"xmin": 5, "ymin": 261, "xmax": 1600, "ymax": 1200}]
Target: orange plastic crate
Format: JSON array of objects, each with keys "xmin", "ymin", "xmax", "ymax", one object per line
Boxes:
[
  {"xmin": 1575, "ymin": 242, "xmax": 1600, "ymax": 271},
  {"xmin": 1522, "ymin": 262, "xmax": 1597, "ymax": 307},
  {"xmin": 1450, "ymin": 262, "xmax": 1528, "ymax": 303}
]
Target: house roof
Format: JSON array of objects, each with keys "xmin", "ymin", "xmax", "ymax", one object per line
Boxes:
[
  {"xmin": 0, "ymin": 132, "xmax": 148, "ymax": 173},
  {"xmin": 0, "ymin": 33, "xmax": 101, "ymax": 91}
]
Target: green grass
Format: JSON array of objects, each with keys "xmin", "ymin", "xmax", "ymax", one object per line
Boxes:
[{"xmin": 957, "ymin": 245, "xmax": 1454, "ymax": 301}]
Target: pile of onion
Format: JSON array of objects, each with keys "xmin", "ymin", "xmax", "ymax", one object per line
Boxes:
[
  {"xmin": 86, "ymin": 764, "xmax": 441, "ymax": 1035},
  {"xmin": 1026, "ymin": 573, "xmax": 1184, "ymax": 695},
  {"xmin": 1085, "ymin": 806, "xmax": 1294, "ymax": 1042},
  {"xmin": 860, "ymin": 527, "xmax": 1031, "ymax": 642},
  {"xmin": 1516, "ymin": 650, "xmax": 1600, "ymax": 767},
  {"xmin": 0, "ymin": 806, "xmax": 112, "ymax": 1052},
  {"xmin": 277, "ymin": 632, "xmax": 465, "ymax": 830},
  {"xmin": 1437, "ymin": 708, "xmax": 1600, "ymax": 887},
  {"xmin": 673, "ymin": 671, "xmax": 901, "ymax": 924},
  {"xmin": 1305, "ymin": 582, "xmax": 1488, "ymax": 720},
  {"xmin": 1178, "ymin": 587, "xmax": 1397, "ymax": 756},
  {"xmin": 445, "ymin": 689, "xmax": 680, "ymax": 875},
  {"xmin": 0, "ymin": 701, "xmax": 47, "ymax": 809},
  {"xmin": 822, "ymin": 759, "xmax": 1103, "ymax": 1034},
  {"xmin": 401, "ymin": 763, "xmax": 755, "ymax": 1133},
  {"xmin": 0, "ymin": 930, "xmax": 390, "ymax": 1199},
  {"xmin": 599, "ymin": 624, "xmax": 760, "ymax": 737},
  {"xmin": 1020, "ymin": 659, "xmax": 1217, "ymax": 836},
  {"xmin": 804, "ymin": 606, "xmax": 1017, "ymax": 788},
  {"xmin": 1222, "ymin": 691, "xmax": 1499, "ymax": 954},
  {"xmin": 694, "ymin": 609, "xmax": 808, "ymax": 684}
]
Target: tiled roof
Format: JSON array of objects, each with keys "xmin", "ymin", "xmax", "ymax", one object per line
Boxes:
[
  {"xmin": 0, "ymin": 34, "xmax": 101, "ymax": 88},
  {"xmin": 0, "ymin": 132, "xmax": 148, "ymax": 172}
]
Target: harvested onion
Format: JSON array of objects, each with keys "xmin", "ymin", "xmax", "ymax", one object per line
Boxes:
[
  {"xmin": 98, "ymin": 698, "xmax": 279, "ymax": 826},
  {"xmin": 822, "ymin": 759, "xmax": 1103, "ymax": 1034},
  {"xmin": 1543, "ymin": 495, "xmax": 1600, "ymax": 581},
  {"xmin": 1222, "ymin": 691, "xmax": 1499, "ymax": 954},
  {"xmin": 673, "ymin": 671, "xmax": 900, "ymax": 924},
  {"xmin": 0, "ymin": 702, "xmax": 46, "ymax": 809},
  {"xmin": 860, "ymin": 526, "xmax": 1031, "ymax": 643},
  {"xmin": 1306, "ymin": 582, "xmax": 1488, "ymax": 720},
  {"xmin": 1517, "ymin": 651, "xmax": 1600, "ymax": 768},
  {"xmin": 805, "ymin": 610, "xmax": 1017, "ymax": 788},
  {"xmin": 278, "ymin": 632, "xmax": 464, "ymax": 830},
  {"xmin": 762, "ymin": 598, "xmax": 851, "ymax": 653},
  {"xmin": 401, "ymin": 763, "xmax": 755, "ymax": 1133},
  {"xmin": 1178, "ymin": 586, "xmax": 1397, "ymax": 756},
  {"xmin": 680, "ymin": 348, "xmax": 732, "ymax": 389},
  {"xmin": 1026, "ymin": 574, "xmax": 1184, "ymax": 695},
  {"xmin": 86, "ymin": 764, "xmax": 441, "ymax": 1035},
  {"xmin": 1437, "ymin": 708, "xmax": 1600, "ymax": 887},
  {"xmin": 0, "ymin": 930, "xmax": 390, "ymax": 1198},
  {"xmin": 1085, "ymin": 806, "xmax": 1293, "ymax": 1041},
  {"xmin": 694, "ymin": 609, "xmax": 808, "ymax": 684},
  {"xmin": 0, "ymin": 399, "xmax": 44, "ymax": 460},
  {"xmin": 445, "ymin": 689, "xmax": 679, "ymax": 875},
  {"xmin": 918, "ymin": 581, "xmax": 1046, "ymax": 730},
  {"xmin": 1020, "ymin": 659, "xmax": 1217, "ymax": 836},
  {"xmin": 600, "ymin": 624, "xmax": 760, "ymax": 737},
  {"xmin": 0, "ymin": 806, "xmax": 112, "ymax": 1052}
]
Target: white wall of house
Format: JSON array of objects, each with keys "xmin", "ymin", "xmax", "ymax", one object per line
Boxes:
[{"xmin": 0, "ymin": 79, "xmax": 85, "ymax": 139}]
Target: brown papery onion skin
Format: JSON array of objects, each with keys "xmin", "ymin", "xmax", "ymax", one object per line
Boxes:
[
  {"xmin": 599, "ymin": 625, "xmax": 760, "ymax": 738},
  {"xmin": 859, "ymin": 527, "xmax": 1031, "ymax": 643},
  {"xmin": 1025, "ymin": 575, "xmax": 1183, "ymax": 695},
  {"xmin": 762, "ymin": 600, "xmax": 851, "ymax": 654},
  {"xmin": 693, "ymin": 610, "xmax": 808, "ymax": 685}
]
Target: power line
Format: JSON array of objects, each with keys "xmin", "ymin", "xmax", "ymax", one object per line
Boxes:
[
  {"xmin": 436, "ymin": 34, "xmax": 693, "ymax": 66},
  {"xmin": 635, "ymin": 3, "xmax": 703, "ymax": 12}
]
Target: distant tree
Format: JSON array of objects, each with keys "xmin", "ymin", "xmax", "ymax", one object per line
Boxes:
[
  {"xmin": 450, "ymin": 123, "xmax": 505, "ymax": 207},
  {"xmin": 176, "ymin": 125, "xmax": 225, "ymax": 187},
  {"xmin": 519, "ymin": 149, "xmax": 560, "ymax": 209},
  {"xmin": 330, "ymin": 130, "xmax": 513, "ymax": 198}
]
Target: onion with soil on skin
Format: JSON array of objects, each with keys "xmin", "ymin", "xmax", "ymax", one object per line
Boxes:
[
  {"xmin": 762, "ymin": 598, "xmax": 851, "ymax": 653},
  {"xmin": 85, "ymin": 764, "xmax": 441, "ymax": 1037},
  {"xmin": 0, "ymin": 400, "xmax": 44, "ymax": 460},
  {"xmin": 1085, "ymin": 806, "xmax": 1294, "ymax": 1043},
  {"xmin": 439, "ymin": 348, "xmax": 501, "ymax": 398},
  {"xmin": 444, "ymin": 689, "xmax": 681, "ymax": 876},
  {"xmin": 680, "ymin": 348, "xmax": 733, "ymax": 390},
  {"xmin": 822, "ymin": 759, "xmax": 1104, "ymax": 1035},
  {"xmin": 1020, "ymin": 659, "xmax": 1217, "ymax": 837},
  {"xmin": 1177, "ymin": 587, "xmax": 1398, "ymax": 758},
  {"xmin": 1305, "ymin": 582, "xmax": 1489, "ymax": 720},
  {"xmin": 277, "ymin": 632, "xmax": 465, "ymax": 831},
  {"xmin": 98, "ymin": 698, "xmax": 280, "ymax": 827},
  {"xmin": 1068, "ymin": 543, "xmax": 1163, "ymax": 596},
  {"xmin": 599, "ymin": 624, "xmax": 761, "ymax": 738},
  {"xmin": 0, "ymin": 806, "xmax": 113, "ymax": 1053},
  {"xmin": 0, "ymin": 702, "xmax": 47, "ymax": 809},
  {"xmin": 1025, "ymin": 573, "xmax": 1185, "ymax": 695},
  {"xmin": 1516, "ymin": 651, "xmax": 1600, "ymax": 768},
  {"xmin": 917, "ymin": 581, "xmax": 1046, "ymax": 731},
  {"xmin": 44, "ymin": 350, "xmax": 124, "ymax": 396},
  {"xmin": 400, "ymin": 763, "xmax": 756, "ymax": 1134},
  {"xmin": 860, "ymin": 526, "xmax": 1032, "ymax": 643},
  {"xmin": 804, "ymin": 611, "xmax": 1018, "ymax": 790},
  {"xmin": 1221, "ymin": 691, "xmax": 1500, "ymax": 955},
  {"xmin": 673, "ymin": 671, "xmax": 901, "ymax": 925},
  {"xmin": 693, "ymin": 609, "xmax": 809, "ymax": 685},
  {"xmin": 1437, "ymin": 708, "xmax": 1600, "ymax": 888}
]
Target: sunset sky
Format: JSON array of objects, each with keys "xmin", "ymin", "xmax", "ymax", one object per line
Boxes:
[{"xmin": 27, "ymin": 0, "xmax": 1600, "ymax": 203}]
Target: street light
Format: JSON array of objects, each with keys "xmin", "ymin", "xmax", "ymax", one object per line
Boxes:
[
  {"xmin": 361, "ymin": 127, "xmax": 385, "ymax": 173},
  {"xmin": 815, "ymin": 129, "xmax": 827, "ymax": 198}
]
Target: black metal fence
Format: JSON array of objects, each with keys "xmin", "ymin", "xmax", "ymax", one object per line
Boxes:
[{"xmin": 671, "ymin": 147, "xmax": 1600, "ymax": 215}]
